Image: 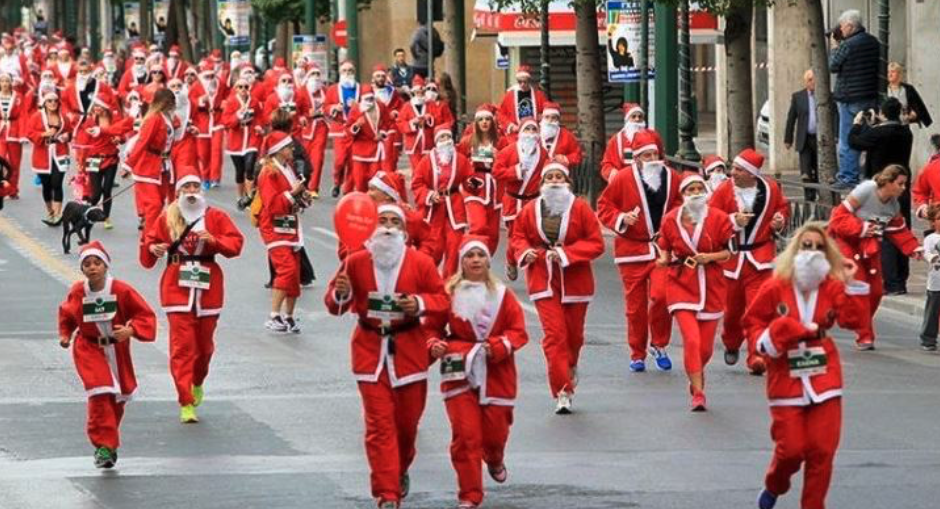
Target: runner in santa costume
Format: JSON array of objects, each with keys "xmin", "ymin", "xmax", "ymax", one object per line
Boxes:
[
  {"xmin": 261, "ymin": 71, "xmax": 311, "ymax": 139},
  {"xmin": 827, "ymin": 165, "xmax": 923, "ymax": 350},
  {"xmin": 708, "ymin": 148, "xmax": 789, "ymax": 374},
  {"xmin": 412, "ymin": 125, "xmax": 473, "ymax": 276},
  {"xmin": 424, "ymin": 81, "xmax": 455, "ymax": 128},
  {"xmin": 497, "ymin": 65, "xmax": 548, "ymax": 135},
  {"xmin": 743, "ymin": 223, "xmax": 870, "ymax": 509},
  {"xmin": 127, "ymin": 88, "xmax": 176, "ymax": 232},
  {"xmin": 325, "ymin": 204, "xmax": 450, "ymax": 509},
  {"xmin": 256, "ymin": 131, "xmax": 310, "ymax": 334},
  {"xmin": 702, "ymin": 155, "xmax": 729, "ymax": 195},
  {"xmin": 511, "ymin": 163, "xmax": 604, "ymax": 414},
  {"xmin": 26, "ymin": 89, "xmax": 72, "ymax": 225},
  {"xmin": 220, "ymin": 77, "xmax": 262, "ymax": 202},
  {"xmin": 397, "ymin": 75, "xmax": 436, "ymax": 173},
  {"xmin": 600, "ymin": 103, "xmax": 658, "ymax": 182},
  {"xmin": 164, "ymin": 45, "xmax": 189, "ymax": 81},
  {"xmin": 77, "ymin": 96, "xmax": 126, "ymax": 229},
  {"xmin": 58, "ymin": 241, "xmax": 157, "ymax": 468},
  {"xmin": 0, "ymin": 34, "xmax": 29, "ymax": 85},
  {"xmin": 539, "ymin": 102, "xmax": 582, "ymax": 168},
  {"xmin": 371, "ymin": 65, "xmax": 405, "ymax": 174},
  {"xmin": 168, "ymin": 78, "xmax": 199, "ymax": 182},
  {"xmin": 49, "ymin": 42, "xmax": 76, "ymax": 86},
  {"xmin": 323, "ymin": 60, "xmax": 361, "ymax": 197},
  {"xmin": 139, "ymin": 168, "xmax": 244, "ymax": 423},
  {"xmin": 61, "ymin": 59, "xmax": 118, "ymax": 149},
  {"xmin": 655, "ymin": 174, "xmax": 734, "ymax": 411},
  {"xmin": 118, "ymin": 48, "xmax": 149, "ymax": 98},
  {"xmin": 596, "ymin": 130, "xmax": 682, "ymax": 372},
  {"xmin": 0, "ymin": 71, "xmax": 24, "ymax": 198},
  {"xmin": 346, "ymin": 85, "xmax": 395, "ymax": 193},
  {"xmin": 459, "ymin": 104, "xmax": 508, "ymax": 255},
  {"xmin": 301, "ymin": 65, "xmax": 328, "ymax": 196},
  {"xmin": 493, "ymin": 118, "xmax": 549, "ymax": 281},
  {"xmin": 427, "ymin": 236, "xmax": 529, "ymax": 509},
  {"xmin": 912, "ymin": 152, "xmax": 940, "ymax": 221}
]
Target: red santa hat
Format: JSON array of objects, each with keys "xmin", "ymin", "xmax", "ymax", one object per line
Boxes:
[
  {"xmin": 679, "ymin": 173, "xmax": 707, "ymax": 193},
  {"xmin": 168, "ymin": 45, "xmax": 181, "ymax": 57},
  {"xmin": 175, "ymin": 166, "xmax": 202, "ymax": 191},
  {"xmin": 459, "ymin": 235, "xmax": 491, "ymax": 261},
  {"xmin": 368, "ymin": 171, "xmax": 405, "ymax": 203},
  {"xmin": 410, "ymin": 75, "xmax": 425, "ymax": 91},
  {"xmin": 41, "ymin": 90, "xmax": 58, "ymax": 104},
  {"xmin": 372, "ymin": 64, "xmax": 387, "ymax": 77},
  {"xmin": 79, "ymin": 240, "xmax": 111, "ymax": 268},
  {"xmin": 622, "ymin": 103, "xmax": 644, "ymax": 119},
  {"xmin": 198, "ymin": 61, "xmax": 215, "ymax": 75},
  {"xmin": 702, "ymin": 155, "xmax": 727, "ymax": 175},
  {"xmin": 518, "ymin": 117, "xmax": 539, "ymax": 132},
  {"xmin": 733, "ymin": 148, "xmax": 764, "ymax": 176},
  {"xmin": 631, "ymin": 130, "xmax": 660, "ymax": 157},
  {"xmin": 273, "ymin": 57, "xmax": 286, "ymax": 69},
  {"xmin": 474, "ymin": 104, "xmax": 495, "ymax": 119},
  {"xmin": 168, "ymin": 77, "xmax": 184, "ymax": 88},
  {"xmin": 132, "ymin": 48, "xmax": 147, "ymax": 59},
  {"xmin": 263, "ymin": 130, "xmax": 293, "ymax": 156},
  {"xmin": 306, "ymin": 64, "xmax": 322, "ymax": 77},
  {"xmin": 542, "ymin": 102, "xmax": 561, "ymax": 118},
  {"xmin": 515, "ymin": 65, "xmax": 532, "ymax": 80},
  {"xmin": 103, "ymin": 49, "xmax": 114, "ymax": 57},
  {"xmin": 426, "ymin": 80, "xmax": 439, "ymax": 91},
  {"xmin": 57, "ymin": 41, "xmax": 73, "ymax": 56},
  {"xmin": 434, "ymin": 125, "xmax": 453, "ymax": 142},
  {"xmin": 377, "ymin": 203, "xmax": 407, "ymax": 223},
  {"xmin": 541, "ymin": 161, "xmax": 570, "ymax": 179}
]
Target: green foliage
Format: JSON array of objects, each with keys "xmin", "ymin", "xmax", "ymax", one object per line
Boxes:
[
  {"xmin": 486, "ymin": 0, "xmax": 774, "ymax": 16},
  {"xmin": 252, "ymin": 0, "xmax": 374, "ymax": 24}
]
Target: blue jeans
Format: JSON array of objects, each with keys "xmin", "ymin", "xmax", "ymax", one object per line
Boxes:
[{"xmin": 837, "ymin": 99, "xmax": 877, "ymax": 185}]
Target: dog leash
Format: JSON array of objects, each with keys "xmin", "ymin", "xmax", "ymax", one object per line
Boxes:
[{"xmin": 94, "ymin": 179, "xmax": 138, "ymax": 208}]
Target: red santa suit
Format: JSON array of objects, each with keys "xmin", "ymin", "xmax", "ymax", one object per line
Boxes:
[
  {"xmin": 256, "ymin": 137, "xmax": 306, "ymax": 298},
  {"xmin": 61, "ymin": 78, "xmax": 117, "ymax": 145},
  {"xmin": 459, "ymin": 108, "xmax": 509, "ymax": 255},
  {"xmin": 26, "ymin": 103, "xmax": 73, "ymax": 175},
  {"xmin": 539, "ymin": 102, "xmax": 582, "ymax": 168},
  {"xmin": 397, "ymin": 79, "xmax": 437, "ymax": 172},
  {"xmin": 510, "ymin": 173, "xmax": 605, "ymax": 398},
  {"xmin": 0, "ymin": 87, "xmax": 24, "ymax": 197},
  {"xmin": 324, "ymin": 224, "xmax": 449, "ymax": 506},
  {"xmin": 126, "ymin": 110, "xmax": 174, "ymax": 231},
  {"xmin": 192, "ymin": 69, "xmax": 226, "ymax": 183},
  {"xmin": 496, "ymin": 66, "xmax": 548, "ymax": 134},
  {"xmin": 50, "ymin": 56, "xmax": 77, "ymax": 87},
  {"xmin": 261, "ymin": 80, "xmax": 312, "ymax": 138},
  {"xmin": 323, "ymin": 81, "xmax": 361, "ymax": 191},
  {"xmin": 912, "ymin": 158, "xmax": 940, "ymax": 219},
  {"xmin": 219, "ymin": 89, "xmax": 262, "ymax": 184},
  {"xmin": 169, "ymin": 81, "xmax": 198, "ymax": 188},
  {"xmin": 163, "ymin": 47, "xmax": 189, "ymax": 81},
  {"xmin": 412, "ymin": 128, "xmax": 474, "ymax": 276},
  {"xmin": 139, "ymin": 174, "xmax": 245, "ymax": 407},
  {"xmin": 599, "ymin": 104, "xmax": 662, "ymax": 182},
  {"xmin": 433, "ymin": 238, "xmax": 528, "ymax": 506},
  {"xmin": 744, "ymin": 274, "xmax": 870, "ymax": 509},
  {"xmin": 827, "ymin": 190, "xmax": 920, "ymax": 347},
  {"xmin": 596, "ymin": 131, "xmax": 681, "ymax": 362},
  {"xmin": 656, "ymin": 179, "xmax": 734, "ymax": 384},
  {"xmin": 708, "ymin": 149, "xmax": 789, "ymax": 372},
  {"xmin": 58, "ymin": 244, "xmax": 157, "ymax": 451},
  {"xmin": 372, "ymin": 67, "xmax": 405, "ymax": 174},
  {"xmin": 345, "ymin": 87, "xmax": 395, "ymax": 193},
  {"xmin": 301, "ymin": 73, "xmax": 329, "ymax": 193}
]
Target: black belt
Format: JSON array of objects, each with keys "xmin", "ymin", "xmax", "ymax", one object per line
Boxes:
[
  {"xmin": 86, "ymin": 335, "xmax": 117, "ymax": 347},
  {"xmin": 168, "ymin": 254, "xmax": 216, "ymax": 264},
  {"xmin": 509, "ymin": 191, "xmax": 540, "ymax": 201},
  {"xmin": 437, "ymin": 187, "xmax": 460, "ymax": 196},
  {"xmin": 358, "ymin": 319, "xmax": 420, "ymax": 356},
  {"xmin": 669, "ymin": 256, "xmax": 700, "ymax": 269},
  {"xmin": 737, "ymin": 240, "xmax": 771, "ymax": 251}
]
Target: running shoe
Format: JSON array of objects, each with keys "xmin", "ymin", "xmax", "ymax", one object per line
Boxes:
[
  {"xmin": 757, "ymin": 489, "xmax": 777, "ymax": 509},
  {"xmin": 285, "ymin": 316, "xmax": 301, "ymax": 334},
  {"xmin": 554, "ymin": 391, "xmax": 572, "ymax": 415},
  {"xmin": 192, "ymin": 385, "xmax": 204, "ymax": 407},
  {"xmin": 628, "ymin": 359, "xmax": 646, "ymax": 373},
  {"xmin": 265, "ymin": 315, "xmax": 288, "ymax": 333},
  {"xmin": 180, "ymin": 404, "xmax": 199, "ymax": 423},
  {"xmin": 650, "ymin": 347, "xmax": 672, "ymax": 371},
  {"xmin": 94, "ymin": 447, "xmax": 116, "ymax": 469}
]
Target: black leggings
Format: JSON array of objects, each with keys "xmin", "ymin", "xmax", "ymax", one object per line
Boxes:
[
  {"xmin": 39, "ymin": 162, "xmax": 64, "ymax": 203},
  {"xmin": 231, "ymin": 152, "xmax": 258, "ymax": 184},
  {"xmin": 87, "ymin": 164, "xmax": 118, "ymax": 218}
]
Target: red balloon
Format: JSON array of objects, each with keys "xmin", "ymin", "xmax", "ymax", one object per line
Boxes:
[{"xmin": 333, "ymin": 192, "xmax": 378, "ymax": 250}]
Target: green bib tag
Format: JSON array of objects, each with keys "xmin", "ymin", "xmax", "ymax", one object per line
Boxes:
[
  {"xmin": 367, "ymin": 292, "xmax": 404, "ymax": 323},
  {"xmin": 471, "ymin": 147, "xmax": 494, "ymax": 165},
  {"xmin": 281, "ymin": 103, "xmax": 297, "ymax": 114},
  {"xmin": 440, "ymin": 353, "xmax": 468, "ymax": 382},
  {"xmin": 788, "ymin": 346, "xmax": 828, "ymax": 378},
  {"xmin": 622, "ymin": 148, "xmax": 633, "ymax": 162},
  {"xmin": 56, "ymin": 154, "xmax": 72, "ymax": 171},
  {"xmin": 273, "ymin": 214, "xmax": 298, "ymax": 234},
  {"xmin": 82, "ymin": 295, "xmax": 118, "ymax": 323},
  {"xmin": 178, "ymin": 262, "xmax": 211, "ymax": 290},
  {"xmin": 85, "ymin": 157, "xmax": 102, "ymax": 173}
]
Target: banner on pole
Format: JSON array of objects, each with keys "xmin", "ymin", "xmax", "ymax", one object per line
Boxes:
[
  {"xmin": 605, "ymin": 0, "xmax": 655, "ymax": 83},
  {"xmin": 153, "ymin": 0, "xmax": 168, "ymax": 45},
  {"xmin": 123, "ymin": 1, "xmax": 141, "ymax": 40},
  {"xmin": 218, "ymin": 0, "xmax": 250, "ymax": 47}
]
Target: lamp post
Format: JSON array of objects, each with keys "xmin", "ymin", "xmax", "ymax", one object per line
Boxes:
[
  {"xmin": 676, "ymin": 0, "xmax": 700, "ymax": 162},
  {"xmin": 539, "ymin": 0, "xmax": 550, "ymax": 97},
  {"xmin": 877, "ymin": 0, "xmax": 889, "ymax": 98},
  {"xmin": 639, "ymin": 0, "xmax": 649, "ymax": 120}
]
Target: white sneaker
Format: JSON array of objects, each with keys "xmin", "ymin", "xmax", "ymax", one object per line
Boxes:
[
  {"xmin": 265, "ymin": 315, "xmax": 288, "ymax": 332},
  {"xmin": 554, "ymin": 391, "xmax": 572, "ymax": 415},
  {"xmin": 284, "ymin": 316, "xmax": 301, "ymax": 334}
]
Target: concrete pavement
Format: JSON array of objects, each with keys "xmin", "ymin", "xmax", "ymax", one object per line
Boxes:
[{"xmin": 0, "ymin": 151, "xmax": 939, "ymax": 508}]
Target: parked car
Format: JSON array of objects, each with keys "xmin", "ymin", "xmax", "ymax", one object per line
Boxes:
[{"xmin": 756, "ymin": 99, "xmax": 770, "ymax": 152}]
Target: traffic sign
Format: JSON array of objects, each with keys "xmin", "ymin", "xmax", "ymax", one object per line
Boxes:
[{"xmin": 332, "ymin": 20, "xmax": 348, "ymax": 48}]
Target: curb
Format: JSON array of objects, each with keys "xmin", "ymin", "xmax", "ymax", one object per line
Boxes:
[{"xmin": 879, "ymin": 294, "xmax": 926, "ymax": 318}]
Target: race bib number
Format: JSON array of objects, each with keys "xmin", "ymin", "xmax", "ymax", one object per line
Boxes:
[
  {"xmin": 471, "ymin": 147, "xmax": 494, "ymax": 165},
  {"xmin": 622, "ymin": 148, "xmax": 633, "ymax": 162},
  {"xmin": 85, "ymin": 157, "xmax": 102, "ymax": 173},
  {"xmin": 367, "ymin": 292, "xmax": 404, "ymax": 323},
  {"xmin": 440, "ymin": 353, "xmax": 467, "ymax": 382},
  {"xmin": 281, "ymin": 103, "xmax": 297, "ymax": 114},
  {"xmin": 178, "ymin": 262, "xmax": 211, "ymax": 290},
  {"xmin": 273, "ymin": 215, "xmax": 298, "ymax": 234},
  {"xmin": 82, "ymin": 295, "xmax": 118, "ymax": 323},
  {"xmin": 788, "ymin": 346, "xmax": 828, "ymax": 378},
  {"xmin": 56, "ymin": 154, "xmax": 72, "ymax": 171}
]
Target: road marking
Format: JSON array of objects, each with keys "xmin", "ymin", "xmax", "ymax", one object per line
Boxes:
[
  {"xmin": 312, "ymin": 226, "xmax": 338, "ymax": 239},
  {"xmin": 0, "ymin": 216, "xmax": 81, "ymax": 285}
]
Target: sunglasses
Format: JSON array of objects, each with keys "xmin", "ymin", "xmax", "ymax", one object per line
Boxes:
[
  {"xmin": 800, "ymin": 240, "xmax": 825, "ymax": 251},
  {"xmin": 236, "ymin": 85, "xmax": 248, "ymax": 90}
]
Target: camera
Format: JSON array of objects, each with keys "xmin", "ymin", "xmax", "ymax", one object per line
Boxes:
[{"xmin": 826, "ymin": 25, "xmax": 844, "ymax": 42}]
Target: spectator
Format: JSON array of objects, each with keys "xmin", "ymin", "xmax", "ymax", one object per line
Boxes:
[
  {"xmin": 849, "ymin": 97, "xmax": 914, "ymax": 295},
  {"xmin": 437, "ymin": 72, "xmax": 458, "ymax": 127},
  {"xmin": 410, "ymin": 22, "xmax": 444, "ymax": 79},
  {"xmin": 829, "ymin": 9, "xmax": 880, "ymax": 189},
  {"xmin": 920, "ymin": 204, "xmax": 940, "ymax": 352},
  {"xmin": 389, "ymin": 48, "xmax": 414, "ymax": 90},
  {"xmin": 784, "ymin": 69, "xmax": 835, "ymax": 201},
  {"xmin": 886, "ymin": 62, "xmax": 933, "ymax": 128}
]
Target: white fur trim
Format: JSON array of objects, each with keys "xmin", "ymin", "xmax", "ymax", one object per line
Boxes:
[
  {"xmin": 175, "ymin": 174, "xmax": 201, "ymax": 191},
  {"xmin": 266, "ymin": 135, "xmax": 292, "ymax": 156},
  {"xmin": 377, "ymin": 203, "xmax": 406, "ymax": 222},
  {"xmin": 79, "ymin": 248, "xmax": 110, "ymax": 267},
  {"xmin": 541, "ymin": 162, "xmax": 569, "ymax": 178},
  {"xmin": 368, "ymin": 176, "xmax": 401, "ymax": 202},
  {"xmin": 756, "ymin": 327, "xmax": 780, "ymax": 358},
  {"xmin": 733, "ymin": 155, "xmax": 761, "ymax": 176},
  {"xmin": 459, "ymin": 240, "xmax": 490, "ymax": 260},
  {"xmin": 679, "ymin": 175, "xmax": 706, "ymax": 192},
  {"xmin": 634, "ymin": 143, "xmax": 658, "ymax": 155}
]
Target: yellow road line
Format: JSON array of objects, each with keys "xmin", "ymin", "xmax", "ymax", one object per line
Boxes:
[{"xmin": 0, "ymin": 216, "xmax": 81, "ymax": 284}]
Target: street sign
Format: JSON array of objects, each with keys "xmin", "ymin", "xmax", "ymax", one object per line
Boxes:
[
  {"xmin": 495, "ymin": 44, "xmax": 509, "ymax": 70},
  {"xmin": 332, "ymin": 20, "xmax": 348, "ymax": 48},
  {"xmin": 606, "ymin": 0, "xmax": 656, "ymax": 83}
]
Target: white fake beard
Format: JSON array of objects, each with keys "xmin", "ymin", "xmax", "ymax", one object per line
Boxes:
[
  {"xmin": 640, "ymin": 161, "xmax": 665, "ymax": 192},
  {"xmin": 276, "ymin": 84, "xmax": 293, "ymax": 102},
  {"xmin": 367, "ymin": 227, "xmax": 406, "ymax": 270},
  {"xmin": 794, "ymin": 250, "xmax": 831, "ymax": 293},
  {"xmin": 411, "ymin": 96, "xmax": 425, "ymax": 107},
  {"xmin": 133, "ymin": 64, "xmax": 146, "ymax": 79},
  {"xmin": 178, "ymin": 193, "xmax": 207, "ymax": 224},
  {"xmin": 340, "ymin": 74, "xmax": 356, "ymax": 87},
  {"xmin": 425, "ymin": 90, "xmax": 438, "ymax": 101},
  {"xmin": 436, "ymin": 141, "xmax": 454, "ymax": 164},
  {"xmin": 540, "ymin": 121, "xmax": 559, "ymax": 141},
  {"xmin": 518, "ymin": 133, "xmax": 538, "ymax": 154},
  {"xmin": 683, "ymin": 194, "xmax": 708, "ymax": 224},
  {"xmin": 541, "ymin": 183, "xmax": 573, "ymax": 216},
  {"xmin": 623, "ymin": 121, "xmax": 644, "ymax": 140},
  {"xmin": 167, "ymin": 57, "xmax": 179, "ymax": 71},
  {"xmin": 707, "ymin": 172, "xmax": 728, "ymax": 192},
  {"xmin": 452, "ymin": 281, "xmax": 489, "ymax": 321},
  {"xmin": 201, "ymin": 78, "xmax": 218, "ymax": 94},
  {"xmin": 57, "ymin": 61, "xmax": 71, "ymax": 77},
  {"xmin": 306, "ymin": 77, "xmax": 322, "ymax": 93},
  {"xmin": 126, "ymin": 102, "xmax": 141, "ymax": 117},
  {"xmin": 735, "ymin": 185, "xmax": 758, "ymax": 211},
  {"xmin": 376, "ymin": 86, "xmax": 392, "ymax": 103}
]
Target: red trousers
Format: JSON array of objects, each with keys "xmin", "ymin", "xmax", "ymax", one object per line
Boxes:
[
  {"xmin": 466, "ymin": 201, "xmax": 501, "ymax": 255},
  {"xmin": 348, "ymin": 159, "xmax": 381, "ymax": 194},
  {"xmin": 304, "ymin": 129, "xmax": 329, "ymax": 193},
  {"xmin": 0, "ymin": 141, "xmax": 22, "ymax": 196},
  {"xmin": 134, "ymin": 181, "xmax": 164, "ymax": 232},
  {"xmin": 197, "ymin": 131, "xmax": 225, "ymax": 182},
  {"xmin": 852, "ymin": 256, "xmax": 883, "ymax": 344},
  {"xmin": 722, "ymin": 263, "xmax": 772, "ymax": 366},
  {"xmin": 428, "ymin": 214, "xmax": 464, "ymax": 277},
  {"xmin": 407, "ymin": 153, "xmax": 425, "ymax": 173},
  {"xmin": 269, "ymin": 246, "xmax": 301, "ymax": 297},
  {"xmin": 444, "ymin": 391, "xmax": 514, "ymax": 505},
  {"xmin": 382, "ymin": 137, "xmax": 400, "ymax": 173},
  {"xmin": 331, "ymin": 136, "xmax": 351, "ymax": 188},
  {"xmin": 674, "ymin": 311, "xmax": 719, "ymax": 376},
  {"xmin": 765, "ymin": 398, "xmax": 842, "ymax": 509},
  {"xmin": 618, "ymin": 262, "xmax": 671, "ymax": 360},
  {"xmin": 357, "ymin": 371, "xmax": 428, "ymax": 505},
  {"xmin": 167, "ymin": 312, "xmax": 219, "ymax": 406},
  {"xmin": 87, "ymin": 394, "xmax": 126, "ymax": 449},
  {"xmin": 533, "ymin": 276, "xmax": 589, "ymax": 397}
]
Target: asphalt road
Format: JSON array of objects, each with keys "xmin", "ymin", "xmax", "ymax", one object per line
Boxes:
[{"xmin": 1, "ymin": 150, "xmax": 939, "ymax": 509}]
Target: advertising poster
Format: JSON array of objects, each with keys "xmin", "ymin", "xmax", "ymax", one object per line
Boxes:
[
  {"xmin": 153, "ymin": 0, "xmax": 169, "ymax": 42},
  {"xmin": 606, "ymin": 0, "xmax": 655, "ymax": 83},
  {"xmin": 123, "ymin": 1, "xmax": 141, "ymax": 40},
  {"xmin": 218, "ymin": 0, "xmax": 250, "ymax": 47}
]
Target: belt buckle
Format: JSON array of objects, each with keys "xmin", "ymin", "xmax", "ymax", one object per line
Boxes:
[
  {"xmin": 96, "ymin": 336, "xmax": 110, "ymax": 347},
  {"xmin": 169, "ymin": 253, "xmax": 181, "ymax": 264},
  {"xmin": 684, "ymin": 257, "xmax": 699, "ymax": 269}
]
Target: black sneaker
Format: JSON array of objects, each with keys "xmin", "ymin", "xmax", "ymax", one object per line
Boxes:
[
  {"xmin": 922, "ymin": 344, "xmax": 938, "ymax": 352},
  {"xmin": 724, "ymin": 349, "xmax": 740, "ymax": 366},
  {"xmin": 236, "ymin": 193, "xmax": 254, "ymax": 211},
  {"xmin": 284, "ymin": 316, "xmax": 301, "ymax": 334},
  {"xmin": 94, "ymin": 447, "xmax": 116, "ymax": 469},
  {"xmin": 400, "ymin": 472, "xmax": 410, "ymax": 498},
  {"xmin": 331, "ymin": 185, "xmax": 341, "ymax": 198},
  {"xmin": 265, "ymin": 315, "xmax": 288, "ymax": 333}
]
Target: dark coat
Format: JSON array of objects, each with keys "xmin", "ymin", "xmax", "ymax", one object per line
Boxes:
[
  {"xmin": 829, "ymin": 28, "xmax": 880, "ymax": 103},
  {"xmin": 898, "ymin": 82, "xmax": 933, "ymax": 128},
  {"xmin": 784, "ymin": 89, "xmax": 837, "ymax": 152},
  {"xmin": 848, "ymin": 121, "xmax": 913, "ymax": 179}
]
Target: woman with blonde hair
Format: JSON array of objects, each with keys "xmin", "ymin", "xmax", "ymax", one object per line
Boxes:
[
  {"xmin": 127, "ymin": 88, "xmax": 176, "ymax": 232},
  {"xmin": 744, "ymin": 222, "xmax": 870, "ymax": 509},
  {"xmin": 886, "ymin": 62, "xmax": 932, "ymax": 127},
  {"xmin": 140, "ymin": 167, "xmax": 244, "ymax": 424},
  {"xmin": 26, "ymin": 89, "xmax": 71, "ymax": 224},
  {"xmin": 428, "ymin": 235, "xmax": 528, "ymax": 509}
]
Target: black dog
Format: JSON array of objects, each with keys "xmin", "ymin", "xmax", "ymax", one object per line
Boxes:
[{"xmin": 61, "ymin": 201, "xmax": 106, "ymax": 254}]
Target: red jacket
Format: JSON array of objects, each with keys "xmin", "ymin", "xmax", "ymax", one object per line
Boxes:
[
  {"xmin": 118, "ymin": 66, "xmax": 148, "ymax": 97},
  {"xmin": 542, "ymin": 127, "xmax": 582, "ymax": 167},
  {"xmin": 745, "ymin": 276, "xmax": 869, "ymax": 406},
  {"xmin": 220, "ymin": 93, "xmax": 262, "ymax": 154},
  {"xmin": 345, "ymin": 103, "xmax": 395, "ymax": 162},
  {"xmin": 325, "ymin": 247, "xmax": 450, "ymax": 387},
  {"xmin": 497, "ymin": 86, "xmax": 548, "ymax": 134},
  {"xmin": 596, "ymin": 164, "xmax": 682, "ymax": 264},
  {"xmin": 435, "ymin": 284, "xmax": 528, "ymax": 405},
  {"xmin": 61, "ymin": 80, "xmax": 117, "ymax": 126},
  {"xmin": 912, "ymin": 159, "xmax": 940, "ymax": 218},
  {"xmin": 261, "ymin": 87, "xmax": 312, "ymax": 137},
  {"xmin": 397, "ymin": 101, "xmax": 436, "ymax": 155},
  {"xmin": 127, "ymin": 112, "xmax": 174, "ymax": 183},
  {"xmin": 25, "ymin": 109, "xmax": 72, "ymax": 173},
  {"xmin": 459, "ymin": 136, "xmax": 509, "ymax": 210},
  {"xmin": 708, "ymin": 177, "xmax": 789, "ymax": 279},
  {"xmin": 412, "ymin": 150, "xmax": 473, "ymax": 230},
  {"xmin": 76, "ymin": 116, "xmax": 126, "ymax": 171},
  {"xmin": 0, "ymin": 90, "xmax": 26, "ymax": 141},
  {"xmin": 492, "ymin": 142, "xmax": 550, "ymax": 221},
  {"xmin": 656, "ymin": 206, "xmax": 735, "ymax": 319},
  {"xmin": 256, "ymin": 160, "xmax": 304, "ymax": 250},
  {"xmin": 57, "ymin": 277, "xmax": 157, "ymax": 401},
  {"xmin": 828, "ymin": 200, "xmax": 919, "ymax": 268},
  {"xmin": 301, "ymin": 87, "xmax": 329, "ymax": 142},
  {"xmin": 49, "ymin": 60, "xmax": 77, "ymax": 86},
  {"xmin": 190, "ymin": 81, "xmax": 225, "ymax": 137},
  {"xmin": 323, "ymin": 83, "xmax": 361, "ymax": 138},
  {"xmin": 511, "ymin": 197, "xmax": 605, "ymax": 302}
]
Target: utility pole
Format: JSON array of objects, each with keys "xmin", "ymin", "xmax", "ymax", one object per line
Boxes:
[
  {"xmin": 639, "ymin": 0, "xmax": 650, "ymax": 121},
  {"xmin": 676, "ymin": 0, "xmax": 699, "ymax": 161},
  {"xmin": 444, "ymin": 0, "xmax": 467, "ymax": 119},
  {"xmin": 305, "ymin": 0, "xmax": 316, "ymax": 34},
  {"xmin": 539, "ymin": 0, "xmax": 550, "ymax": 97},
  {"xmin": 426, "ymin": 0, "xmax": 434, "ymax": 80},
  {"xmin": 653, "ymin": 2, "xmax": 677, "ymax": 154},
  {"xmin": 878, "ymin": 0, "xmax": 890, "ymax": 98},
  {"xmin": 345, "ymin": 0, "xmax": 360, "ymax": 78},
  {"xmin": 89, "ymin": 0, "xmax": 101, "ymax": 58}
]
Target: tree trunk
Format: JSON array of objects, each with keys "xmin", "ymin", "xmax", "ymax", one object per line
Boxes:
[
  {"xmin": 276, "ymin": 21, "xmax": 291, "ymax": 63},
  {"xmin": 174, "ymin": 0, "xmax": 194, "ymax": 61},
  {"xmin": 140, "ymin": 0, "xmax": 153, "ymax": 43},
  {"xmin": 573, "ymin": 0, "xmax": 605, "ymax": 203},
  {"xmin": 723, "ymin": 2, "xmax": 754, "ymax": 156},
  {"xmin": 539, "ymin": 0, "xmax": 551, "ymax": 98},
  {"xmin": 442, "ymin": 0, "xmax": 464, "ymax": 118},
  {"xmin": 805, "ymin": 0, "xmax": 837, "ymax": 189}
]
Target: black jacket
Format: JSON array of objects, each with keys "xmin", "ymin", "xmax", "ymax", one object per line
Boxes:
[
  {"xmin": 410, "ymin": 25, "xmax": 444, "ymax": 71},
  {"xmin": 897, "ymin": 82, "xmax": 933, "ymax": 128},
  {"xmin": 784, "ymin": 90, "xmax": 837, "ymax": 152},
  {"xmin": 848, "ymin": 121, "xmax": 913, "ymax": 179},
  {"xmin": 829, "ymin": 28, "xmax": 880, "ymax": 103}
]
